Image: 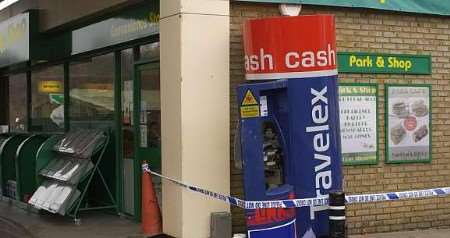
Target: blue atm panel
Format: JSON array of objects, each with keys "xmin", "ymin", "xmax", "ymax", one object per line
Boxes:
[
  {"xmin": 240, "ymin": 15, "xmax": 342, "ymax": 237},
  {"xmin": 238, "ymin": 77, "xmax": 342, "ymax": 237}
]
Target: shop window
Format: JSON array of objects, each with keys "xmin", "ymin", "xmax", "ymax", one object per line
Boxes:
[
  {"xmin": 0, "ymin": 77, "xmax": 8, "ymax": 127},
  {"xmin": 69, "ymin": 53, "xmax": 114, "ymax": 128},
  {"xmin": 9, "ymin": 73, "xmax": 27, "ymax": 132},
  {"xmin": 122, "ymin": 48, "xmax": 134, "ymax": 158},
  {"xmin": 139, "ymin": 42, "xmax": 159, "ymax": 61},
  {"xmin": 31, "ymin": 65, "xmax": 64, "ymax": 131},
  {"xmin": 121, "ymin": 48, "xmax": 134, "ymax": 215},
  {"xmin": 139, "ymin": 64, "xmax": 161, "ymax": 149}
]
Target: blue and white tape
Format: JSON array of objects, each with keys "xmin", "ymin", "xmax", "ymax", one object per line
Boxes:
[{"xmin": 143, "ymin": 164, "xmax": 450, "ymax": 209}]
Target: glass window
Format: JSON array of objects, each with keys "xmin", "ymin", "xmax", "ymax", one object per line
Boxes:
[
  {"xmin": 121, "ymin": 48, "xmax": 135, "ymax": 215},
  {"xmin": 0, "ymin": 77, "xmax": 8, "ymax": 126},
  {"xmin": 69, "ymin": 53, "xmax": 114, "ymax": 128},
  {"xmin": 31, "ymin": 65, "xmax": 64, "ymax": 131},
  {"xmin": 139, "ymin": 42, "xmax": 159, "ymax": 60},
  {"xmin": 139, "ymin": 64, "xmax": 161, "ymax": 149},
  {"xmin": 122, "ymin": 48, "xmax": 134, "ymax": 158},
  {"xmin": 9, "ymin": 73, "xmax": 27, "ymax": 132}
]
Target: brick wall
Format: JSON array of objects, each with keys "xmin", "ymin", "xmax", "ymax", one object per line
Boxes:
[{"xmin": 230, "ymin": 2, "xmax": 450, "ymax": 234}]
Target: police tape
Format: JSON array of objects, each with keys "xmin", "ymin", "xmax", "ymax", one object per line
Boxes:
[{"xmin": 143, "ymin": 164, "xmax": 450, "ymax": 209}]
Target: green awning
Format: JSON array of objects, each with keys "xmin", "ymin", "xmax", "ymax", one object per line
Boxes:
[{"xmin": 236, "ymin": 0, "xmax": 450, "ymax": 16}]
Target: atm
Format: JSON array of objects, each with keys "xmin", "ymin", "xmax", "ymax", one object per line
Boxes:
[
  {"xmin": 238, "ymin": 80, "xmax": 296, "ymax": 238},
  {"xmin": 237, "ymin": 15, "xmax": 343, "ymax": 238}
]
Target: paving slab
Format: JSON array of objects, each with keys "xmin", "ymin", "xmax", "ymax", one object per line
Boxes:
[
  {"xmin": 0, "ymin": 200, "xmax": 144, "ymax": 238},
  {"xmin": 350, "ymin": 228, "xmax": 450, "ymax": 238},
  {"xmin": 5, "ymin": 198, "xmax": 449, "ymax": 238}
]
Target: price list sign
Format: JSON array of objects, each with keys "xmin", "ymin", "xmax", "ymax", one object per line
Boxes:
[{"xmin": 339, "ymin": 84, "xmax": 378, "ymax": 165}]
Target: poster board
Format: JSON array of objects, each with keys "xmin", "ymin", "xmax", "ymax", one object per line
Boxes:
[
  {"xmin": 385, "ymin": 85, "xmax": 432, "ymax": 163},
  {"xmin": 339, "ymin": 83, "xmax": 378, "ymax": 165}
]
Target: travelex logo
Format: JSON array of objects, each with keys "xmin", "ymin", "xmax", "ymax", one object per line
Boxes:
[
  {"xmin": 243, "ymin": 15, "xmax": 337, "ymax": 80},
  {"xmin": 306, "ymin": 86, "xmax": 332, "ymax": 220}
]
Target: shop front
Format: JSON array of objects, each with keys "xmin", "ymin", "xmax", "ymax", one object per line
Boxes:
[
  {"xmin": 231, "ymin": 0, "xmax": 450, "ymax": 235},
  {"xmin": 0, "ymin": 1, "xmax": 231, "ymax": 237},
  {"xmin": 0, "ymin": 0, "xmax": 161, "ymax": 221}
]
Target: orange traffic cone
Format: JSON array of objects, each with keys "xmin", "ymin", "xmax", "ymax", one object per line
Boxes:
[{"xmin": 142, "ymin": 161, "xmax": 163, "ymax": 237}]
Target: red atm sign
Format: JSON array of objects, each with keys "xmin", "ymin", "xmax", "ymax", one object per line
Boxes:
[{"xmin": 243, "ymin": 15, "xmax": 337, "ymax": 80}]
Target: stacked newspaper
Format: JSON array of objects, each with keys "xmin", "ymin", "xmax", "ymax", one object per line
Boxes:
[
  {"xmin": 29, "ymin": 130, "xmax": 105, "ymax": 215},
  {"xmin": 39, "ymin": 156, "xmax": 94, "ymax": 185},
  {"xmin": 28, "ymin": 181, "xmax": 80, "ymax": 215}
]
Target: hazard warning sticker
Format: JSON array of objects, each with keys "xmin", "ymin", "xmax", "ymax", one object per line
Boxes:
[
  {"xmin": 240, "ymin": 90, "xmax": 260, "ymax": 118},
  {"xmin": 242, "ymin": 90, "xmax": 258, "ymax": 105},
  {"xmin": 240, "ymin": 105, "xmax": 260, "ymax": 118}
]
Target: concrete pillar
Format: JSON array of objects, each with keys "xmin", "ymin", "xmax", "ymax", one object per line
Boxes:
[{"xmin": 160, "ymin": 1, "xmax": 230, "ymax": 237}]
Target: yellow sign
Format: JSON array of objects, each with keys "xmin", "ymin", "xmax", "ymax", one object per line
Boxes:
[
  {"xmin": 83, "ymin": 83, "xmax": 113, "ymax": 90},
  {"xmin": 240, "ymin": 105, "xmax": 260, "ymax": 118},
  {"xmin": 38, "ymin": 81, "xmax": 62, "ymax": 93},
  {"xmin": 242, "ymin": 90, "xmax": 258, "ymax": 106}
]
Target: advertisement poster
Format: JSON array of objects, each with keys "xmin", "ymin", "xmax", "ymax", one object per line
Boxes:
[
  {"xmin": 339, "ymin": 84, "xmax": 378, "ymax": 165},
  {"xmin": 386, "ymin": 85, "xmax": 431, "ymax": 163},
  {"xmin": 123, "ymin": 81, "xmax": 133, "ymax": 125},
  {"xmin": 140, "ymin": 125, "xmax": 148, "ymax": 148}
]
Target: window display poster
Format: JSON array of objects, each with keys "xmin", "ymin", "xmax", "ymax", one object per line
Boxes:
[
  {"xmin": 123, "ymin": 81, "xmax": 133, "ymax": 125},
  {"xmin": 339, "ymin": 84, "xmax": 378, "ymax": 165},
  {"xmin": 386, "ymin": 85, "xmax": 431, "ymax": 163},
  {"xmin": 140, "ymin": 125, "xmax": 148, "ymax": 148}
]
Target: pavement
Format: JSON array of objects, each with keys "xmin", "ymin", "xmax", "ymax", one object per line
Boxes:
[
  {"xmin": 0, "ymin": 199, "xmax": 144, "ymax": 238},
  {"xmin": 0, "ymin": 215, "xmax": 34, "ymax": 238},
  {"xmin": 350, "ymin": 229, "xmax": 450, "ymax": 238},
  {"xmin": 2, "ymin": 198, "xmax": 450, "ymax": 238}
]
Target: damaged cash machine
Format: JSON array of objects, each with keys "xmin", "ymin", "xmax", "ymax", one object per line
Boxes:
[{"xmin": 237, "ymin": 15, "xmax": 343, "ymax": 238}]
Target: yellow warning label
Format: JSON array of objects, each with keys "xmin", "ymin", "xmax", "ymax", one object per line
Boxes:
[
  {"xmin": 242, "ymin": 90, "xmax": 258, "ymax": 106},
  {"xmin": 38, "ymin": 81, "xmax": 63, "ymax": 93},
  {"xmin": 240, "ymin": 105, "xmax": 260, "ymax": 118}
]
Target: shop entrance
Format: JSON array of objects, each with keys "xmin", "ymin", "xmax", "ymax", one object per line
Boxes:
[{"xmin": 122, "ymin": 61, "xmax": 161, "ymax": 220}]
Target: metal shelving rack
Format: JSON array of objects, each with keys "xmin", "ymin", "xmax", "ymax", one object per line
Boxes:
[{"xmin": 29, "ymin": 129, "xmax": 118, "ymax": 224}]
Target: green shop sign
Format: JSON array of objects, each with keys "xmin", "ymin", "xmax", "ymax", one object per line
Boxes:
[
  {"xmin": 0, "ymin": 12, "xmax": 37, "ymax": 67},
  {"xmin": 0, "ymin": 10, "xmax": 70, "ymax": 68},
  {"xmin": 236, "ymin": 0, "xmax": 450, "ymax": 16},
  {"xmin": 49, "ymin": 93, "xmax": 64, "ymax": 105},
  {"xmin": 72, "ymin": 2, "xmax": 159, "ymax": 55},
  {"xmin": 337, "ymin": 52, "xmax": 431, "ymax": 75}
]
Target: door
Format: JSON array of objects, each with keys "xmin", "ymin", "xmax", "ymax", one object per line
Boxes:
[{"xmin": 133, "ymin": 62, "xmax": 161, "ymax": 220}]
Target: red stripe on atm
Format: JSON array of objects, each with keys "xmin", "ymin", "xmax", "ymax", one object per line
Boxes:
[{"xmin": 245, "ymin": 69, "xmax": 338, "ymax": 80}]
